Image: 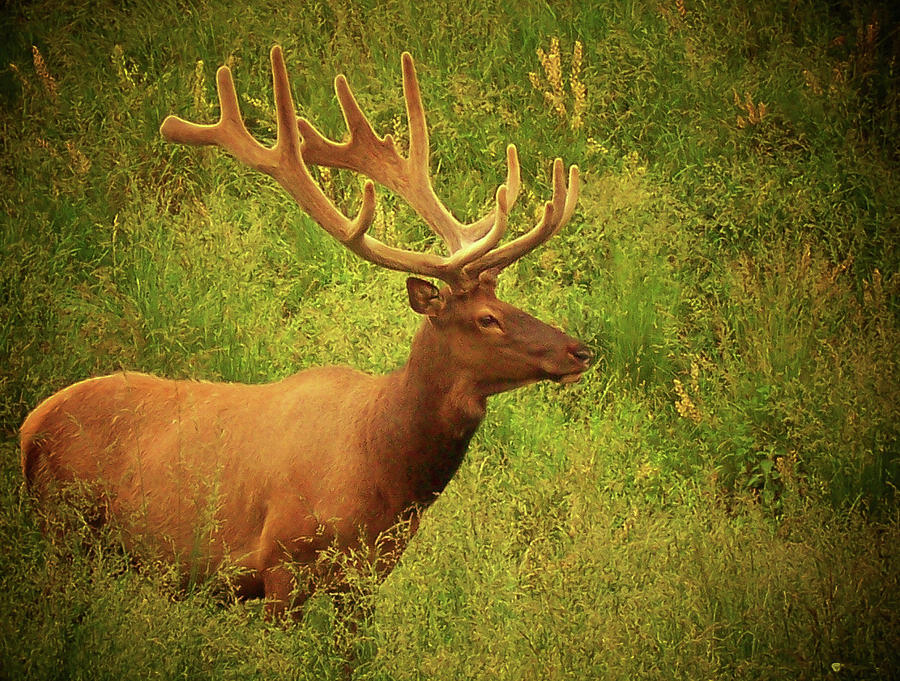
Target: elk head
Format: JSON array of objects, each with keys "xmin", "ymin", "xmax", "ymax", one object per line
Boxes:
[{"xmin": 406, "ymin": 273, "xmax": 592, "ymax": 396}]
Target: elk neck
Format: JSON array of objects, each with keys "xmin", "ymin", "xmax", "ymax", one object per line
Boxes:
[{"xmin": 371, "ymin": 318, "xmax": 487, "ymax": 508}]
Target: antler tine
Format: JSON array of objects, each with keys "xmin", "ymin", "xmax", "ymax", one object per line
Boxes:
[
  {"xmin": 463, "ymin": 160, "xmax": 580, "ymax": 278},
  {"xmin": 160, "ymin": 66, "xmax": 272, "ymax": 172},
  {"xmin": 461, "ymin": 144, "xmax": 522, "ymax": 244},
  {"xmin": 401, "ymin": 52, "xmax": 429, "ymax": 185},
  {"xmin": 267, "ymin": 47, "xmax": 364, "ymax": 235},
  {"xmin": 444, "ymin": 184, "xmax": 509, "ymax": 271}
]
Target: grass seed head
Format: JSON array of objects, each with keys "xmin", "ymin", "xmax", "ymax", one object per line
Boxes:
[
  {"xmin": 531, "ymin": 37, "xmax": 588, "ymax": 129},
  {"xmin": 674, "ymin": 378, "xmax": 703, "ymax": 423},
  {"xmin": 65, "ymin": 140, "xmax": 91, "ymax": 176},
  {"xmin": 192, "ymin": 59, "xmax": 209, "ymax": 114},
  {"xmin": 570, "ymin": 41, "xmax": 587, "ymax": 129},
  {"xmin": 32, "ymin": 45, "xmax": 58, "ymax": 98}
]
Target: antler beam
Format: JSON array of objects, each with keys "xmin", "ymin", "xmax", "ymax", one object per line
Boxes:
[{"xmin": 160, "ymin": 47, "xmax": 579, "ymax": 289}]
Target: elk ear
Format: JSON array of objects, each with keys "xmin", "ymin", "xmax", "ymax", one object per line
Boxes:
[{"xmin": 407, "ymin": 277, "xmax": 445, "ymax": 316}]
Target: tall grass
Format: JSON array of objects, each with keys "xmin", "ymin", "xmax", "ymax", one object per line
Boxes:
[{"xmin": 1, "ymin": 0, "xmax": 897, "ymax": 678}]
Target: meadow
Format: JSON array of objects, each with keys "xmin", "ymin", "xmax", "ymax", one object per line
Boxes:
[{"xmin": 1, "ymin": 0, "xmax": 897, "ymax": 678}]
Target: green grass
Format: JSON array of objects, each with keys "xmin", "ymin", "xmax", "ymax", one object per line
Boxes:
[{"xmin": 1, "ymin": 0, "xmax": 898, "ymax": 678}]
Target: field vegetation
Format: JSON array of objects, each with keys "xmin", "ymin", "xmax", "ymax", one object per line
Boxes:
[{"xmin": 1, "ymin": 0, "xmax": 898, "ymax": 678}]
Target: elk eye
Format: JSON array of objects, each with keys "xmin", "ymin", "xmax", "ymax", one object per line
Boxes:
[{"xmin": 478, "ymin": 314, "xmax": 501, "ymax": 330}]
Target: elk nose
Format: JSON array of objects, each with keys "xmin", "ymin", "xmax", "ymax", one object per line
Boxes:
[{"xmin": 568, "ymin": 344, "xmax": 594, "ymax": 365}]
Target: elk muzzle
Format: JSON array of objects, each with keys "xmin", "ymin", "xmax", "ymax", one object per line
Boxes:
[{"xmin": 552, "ymin": 340, "xmax": 593, "ymax": 384}]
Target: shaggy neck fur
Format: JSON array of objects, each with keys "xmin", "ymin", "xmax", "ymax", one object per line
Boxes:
[{"xmin": 371, "ymin": 319, "xmax": 486, "ymax": 508}]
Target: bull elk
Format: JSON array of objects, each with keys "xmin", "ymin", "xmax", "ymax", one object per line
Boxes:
[{"xmin": 20, "ymin": 47, "xmax": 592, "ymax": 617}]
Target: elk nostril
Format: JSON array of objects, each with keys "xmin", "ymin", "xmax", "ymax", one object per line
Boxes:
[{"xmin": 569, "ymin": 345, "xmax": 594, "ymax": 364}]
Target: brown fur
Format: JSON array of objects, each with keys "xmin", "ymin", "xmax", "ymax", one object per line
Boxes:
[{"xmin": 21, "ymin": 277, "xmax": 591, "ymax": 615}]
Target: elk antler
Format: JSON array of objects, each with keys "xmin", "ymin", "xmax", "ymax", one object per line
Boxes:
[{"xmin": 160, "ymin": 47, "xmax": 579, "ymax": 289}]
